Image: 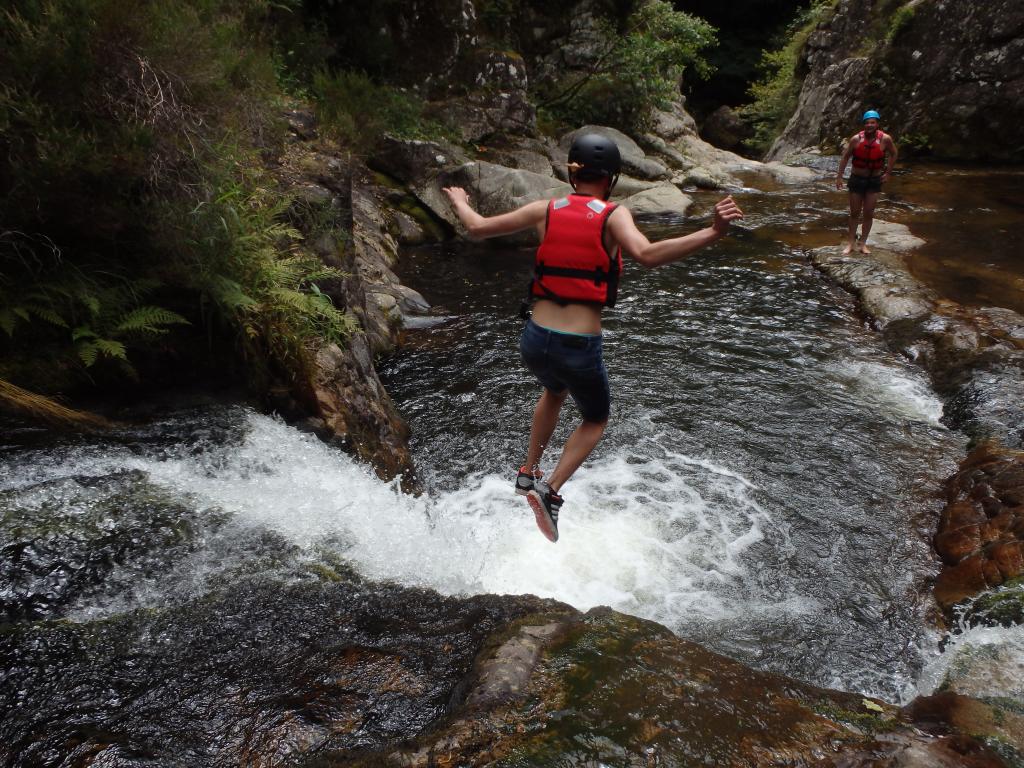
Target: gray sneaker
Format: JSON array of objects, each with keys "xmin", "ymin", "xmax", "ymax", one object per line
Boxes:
[
  {"xmin": 526, "ymin": 481, "xmax": 562, "ymax": 542},
  {"xmin": 515, "ymin": 465, "xmax": 541, "ymax": 496}
]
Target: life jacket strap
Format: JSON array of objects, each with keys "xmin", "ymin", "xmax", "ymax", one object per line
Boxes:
[{"xmin": 535, "ymin": 263, "xmax": 609, "ymax": 285}]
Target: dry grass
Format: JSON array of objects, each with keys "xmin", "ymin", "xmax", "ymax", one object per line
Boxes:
[{"xmin": 0, "ymin": 378, "xmax": 114, "ymax": 431}]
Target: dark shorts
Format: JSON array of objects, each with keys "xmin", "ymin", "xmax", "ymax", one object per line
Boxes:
[
  {"xmin": 847, "ymin": 174, "xmax": 883, "ymax": 195},
  {"xmin": 519, "ymin": 319, "xmax": 611, "ymax": 423}
]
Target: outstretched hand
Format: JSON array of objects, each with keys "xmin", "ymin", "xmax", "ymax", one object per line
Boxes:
[
  {"xmin": 712, "ymin": 196, "xmax": 744, "ymax": 234},
  {"xmin": 442, "ymin": 186, "xmax": 470, "ymax": 208}
]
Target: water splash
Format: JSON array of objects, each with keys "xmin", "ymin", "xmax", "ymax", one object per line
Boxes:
[
  {"xmin": 44, "ymin": 411, "xmax": 777, "ymax": 633},
  {"xmin": 909, "ymin": 624, "xmax": 1024, "ymax": 703},
  {"xmin": 826, "ymin": 359, "xmax": 945, "ymax": 425}
]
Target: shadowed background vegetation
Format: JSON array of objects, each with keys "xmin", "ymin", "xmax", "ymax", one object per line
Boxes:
[{"xmin": 1, "ymin": 0, "xmax": 810, "ymax": 413}]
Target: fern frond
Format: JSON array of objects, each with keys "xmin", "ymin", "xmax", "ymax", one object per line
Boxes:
[
  {"xmin": 269, "ymin": 287, "xmax": 313, "ymax": 313},
  {"xmin": 0, "ymin": 310, "xmax": 17, "ymax": 336},
  {"xmin": 76, "ymin": 338, "xmax": 127, "ymax": 367},
  {"xmin": 207, "ymin": 276, "xmax": 258, "ymax": 310},
  {"xmin": 115, "ymin": 305, "xmax": 189, "ymax": 335},
  {"xmin": 94, "ymin": 338, "xmax": 128, "ymax": 360},
  {"xmin": 25, "ymin": 305, "xmax": 69, "ymax": 327},
  {"xmin": 72, "ymin": 326, "xmax": 98, "ymax": 342},
  {"xmin": 77, "ymin": 341, "xmax": 99, "ymax": 367}
]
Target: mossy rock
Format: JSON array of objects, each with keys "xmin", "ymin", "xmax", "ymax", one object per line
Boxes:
[{"xmin": 963, "ymin": 578, "xmax": 1024, "ymax": 629}]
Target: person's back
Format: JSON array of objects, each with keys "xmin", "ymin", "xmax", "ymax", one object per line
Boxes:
[{"xmin": 443, "ymin": 132, "xmax": 743, "ymax": 542}]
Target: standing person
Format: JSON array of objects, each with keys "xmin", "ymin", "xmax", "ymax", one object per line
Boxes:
[
  {"xmin": 836, "ymin": 110, "xmax": 898, "ymax": 254},
  {"xmin": 442, "ymin": 133, "xmax": 743, "ymax": 542}
]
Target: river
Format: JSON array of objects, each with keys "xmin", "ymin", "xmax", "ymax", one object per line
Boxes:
[{"xmin": 1, "ymin": 161, "xmax": 1021, "ymax": 765}]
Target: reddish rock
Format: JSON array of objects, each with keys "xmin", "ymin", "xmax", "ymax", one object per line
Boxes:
[
  {"xmin": 934, "ymin": 445, "xmax": 1024, "ymax": 610},
  {"xmin": 935, "ymin": 556, "xmax": 988, "ymax": 609},
  {"xmin": 981, "ymin": 511, "xmax": 1016, "ymax": 542},
  {"xmin": 941, "ymin": 500, "xmax": 987, "ymax": 530},
  {"xmin": 981, "ymin": 556, "xmax": 1005, "ymax": 589},
  {"xmin": 935, "ymin": 525, "xmax": 982, "ymax": 565},
  {"xmin": 989, "ymin": 541, "xmax": 1024, "ymax": 581}
]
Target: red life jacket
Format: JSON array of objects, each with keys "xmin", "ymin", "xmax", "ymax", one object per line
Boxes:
[
  {"xmin": 532, "ymin": 195, "xmax": 621, "ymax": 307},
  {"xmin": 851, "ymin": 130, "xmax": 887, "ymax": 172}
]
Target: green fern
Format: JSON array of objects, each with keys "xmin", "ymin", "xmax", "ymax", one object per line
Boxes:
[
  {"xmin": 76, "ymin": 338, "xmax": 128, "ymax": 368},
  {"xmin": 114, "ymin": 305, "xmax": 190, "ymax": 335}
]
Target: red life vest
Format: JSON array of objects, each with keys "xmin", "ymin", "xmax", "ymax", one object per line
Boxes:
[
  {"xmin": 532, "ymin": 195, "xmax": 621, "ymax": 307},
  {"xmin": 851, "ymin": 130, "xmax": 887, "ymax": 172}
]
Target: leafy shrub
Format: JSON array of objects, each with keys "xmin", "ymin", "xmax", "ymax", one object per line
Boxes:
[
  {"xmin": 740, "ymin": 0, "xmax": 837, "ymax": 154},
  {"xmin": 537, "ymin": 0, "xmax": 716, "ymax": 132},
  {"xmin": 885, "ymin": 3, "xmax": 917, "ymax": 43},
  {"xmin": 311, "ymin": 69, "xmax": 449, "ymax": 152}
]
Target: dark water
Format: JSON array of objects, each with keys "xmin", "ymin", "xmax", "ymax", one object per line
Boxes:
[{"xmin": 0, "ymin": 169, "xmax": 997, "ymax": 766}]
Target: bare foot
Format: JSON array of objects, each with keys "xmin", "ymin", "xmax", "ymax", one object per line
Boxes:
[
  {"xmin": 859, "ymin": 242, "xmax": 871, "ymax": 254},
  {"xmin": 842, "ymin": 241, "xmax": 853, "ymax": 254}
]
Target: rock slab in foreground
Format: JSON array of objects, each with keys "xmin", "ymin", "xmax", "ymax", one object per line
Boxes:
[{"xmin": 322, "ymin": 609, "xmax": 1015, "ymax": 767}]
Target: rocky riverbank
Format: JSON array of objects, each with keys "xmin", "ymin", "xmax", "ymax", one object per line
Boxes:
[{"xmin": 809, "ymin": 232, "xmax": 1024, "ymax": 620}]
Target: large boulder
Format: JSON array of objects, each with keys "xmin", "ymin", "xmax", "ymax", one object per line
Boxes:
[{"xmin": 560, "ymin": 125, "xmax": 671, "ymax": 181}]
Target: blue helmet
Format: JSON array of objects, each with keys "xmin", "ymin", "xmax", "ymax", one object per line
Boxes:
[{"xmin": 863, "ymin": 110, "xmax": 881, "ymax": 121}]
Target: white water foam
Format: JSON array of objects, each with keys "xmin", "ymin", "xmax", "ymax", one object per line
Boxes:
[
  {"xmin": 908, "ymin": 624, "xmax": 1024, "ymax": 703},
  {"xmin": 827, "ymin": 360, "xmax": 944, "ymax": 426},
  {"xmin": 69, "ymin": 411, "xmax": 782, "ymax": 632}
]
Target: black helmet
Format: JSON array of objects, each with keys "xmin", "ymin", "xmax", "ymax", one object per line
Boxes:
[{"xmin": 568, "ymin": 133, "xmax": 621, "ymax": 195}]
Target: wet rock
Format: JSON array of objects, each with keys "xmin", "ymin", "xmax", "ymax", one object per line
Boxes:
[
  {"xmin": 868, "ymin": 219, "xmax": 927, "ymax": 252},
  {"xmin": 310, "ymin": 338, "xmax": 413, "ymax": 485},
  {"xmin": 560, "ymin": 125, "xmax": 671, "ymax": 181},
  {"xmin": 0, "ymin": 576, "xmax": 561, "ymax": 767},
  {"xmin": 0, "ymin": 471, "xmax": 213, "ymax": 622},
  {"xmin": 618, "ymin": 183, "xmax": 692, "ymax": 217},
  {"xmin": 934, "ymin": 444, "xmax": 1024, "ymax": 611},
  {"xmin": 809, "ymin": 247, "xmax": 1024, "ymax": 449},
  {"xmin": 701, "ymin": 104, "xmax": 751, "ymax": 152},
  {"xmin": 763, "ymin": 161, "xmax": 820, "ymax": 184},
  {"xmin": 326, "ymin": 608, "xmax": 1010, "ymax": 767}
]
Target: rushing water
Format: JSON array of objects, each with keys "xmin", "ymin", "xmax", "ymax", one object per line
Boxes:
[
  {"xmin": 4, "ymin": 165, "xmax": 1017, "ymax": 764},
  {"xmin": 384, "ymin": 192, "xmax": 963, "ymax": 699}
]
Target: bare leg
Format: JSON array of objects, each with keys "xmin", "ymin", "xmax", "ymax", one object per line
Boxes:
[
  {"xmin": 547, "ymin": 419, "xmax": 608, "ymax": 493},
  {"xmin": 523, "ymin": 388, "xmax": 567, "ymax": 474},
  {"xmin": 859, "ymin": 190, "xmax": 880, "ymax": 253},
  {"xmin": 844, "ymin": 191, "xmax": 864, "ymax": 254}
]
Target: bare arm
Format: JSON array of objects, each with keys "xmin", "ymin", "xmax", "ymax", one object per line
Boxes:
[
  {"xmin": 836, "ymin": 136, "xmax": 855, "ymax": 189},
  {"xmin": 442, "ymin": 186, "xmax": 547, "ymax": 239},
  {"xmin": 882, "ymin": 136, "xmax": 898, "ymax": 182},
  {"xmin": 608, "ymin": 196, "xmax": 744, "ymax": 269}
]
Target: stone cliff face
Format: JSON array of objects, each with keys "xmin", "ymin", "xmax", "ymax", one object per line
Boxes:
[{"xmin": 768, "ymin": 0, "xmax": 1024, "ymax": 162}]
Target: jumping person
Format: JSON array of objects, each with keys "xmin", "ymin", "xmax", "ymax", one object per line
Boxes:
[
  {"xmin": 836, "ymin": 110, "xmax": 898, "ymax": 254},
  {"xmin": 442, "ymin": 133, "xmax": 743, "ymax": 542}
]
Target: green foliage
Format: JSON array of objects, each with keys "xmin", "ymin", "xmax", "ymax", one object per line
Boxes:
[
  {"xmin": 885, "ymin": 3, "xmax": 917, "ymax": 43},
  {"xmin": 166, "ymin": 156, "xmax": 355, "ymax": 373},
  {"xmin": 1, "ymin": 0, "xmax": 354, "ymax": 393},
  {"xmin": 311, "ymin": 69, "xmax": 449, "ymax": 152},
  {"xmin": 539, "ymin": 1, "xmax": 716, "ymax": 132},
  {"xmin": 740, "ymin": 0, "xmax": 837, "ymax": 153}
]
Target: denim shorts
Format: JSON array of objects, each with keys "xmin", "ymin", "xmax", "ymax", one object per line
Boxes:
[{"xmin": 519, "ymin": 319, "xmax": 611, "ymax": 423}]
